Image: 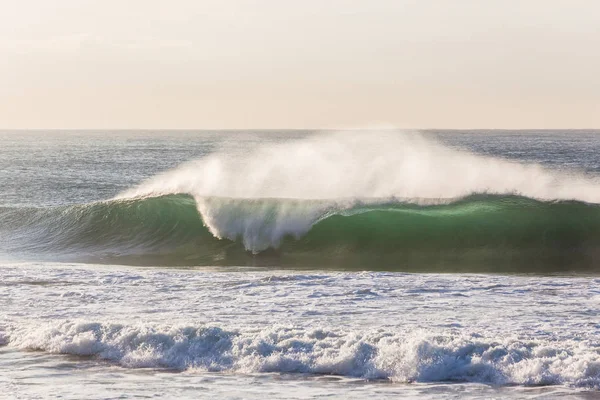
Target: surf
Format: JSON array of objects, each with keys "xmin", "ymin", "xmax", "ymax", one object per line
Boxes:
[
  {"xmin": 5, "ymin": 318, "xmax": 600, "ymax": 387},
  {"xmin": 2, "ymin": 131, "xmax": 600, "ymax": 271}
]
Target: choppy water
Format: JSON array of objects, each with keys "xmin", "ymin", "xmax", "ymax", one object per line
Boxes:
[{"xmin": 1, "ymin": 130, "xmax": 600, "ymax": 399}]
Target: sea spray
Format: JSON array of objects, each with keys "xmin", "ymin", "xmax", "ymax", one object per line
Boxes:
[
  {"xmin": 117, "ymin": 131, "xmax": 600, "ymax": 202},
  {"xmin": 3, "ymin": 131, "xmax": 600, "ymax": 270}
]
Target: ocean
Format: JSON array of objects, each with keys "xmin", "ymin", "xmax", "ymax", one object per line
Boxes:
[{"xmin": 1, "ymin": 129, "xmax": 600, "ymax": 399}]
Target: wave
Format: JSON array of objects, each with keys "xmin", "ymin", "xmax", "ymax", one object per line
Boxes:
[
  {"xmin": 3, "ymin": 131, "xmax": 600, "ymax": 271},
  {"xmin": 2, "ymin": 194, "xmax": 600, "ymax": 271},
  {"xmin": 5, "ymin": 320, "xmax": 600, "ymax": 387}
]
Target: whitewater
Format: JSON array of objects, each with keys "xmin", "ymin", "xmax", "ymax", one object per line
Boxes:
[
  {"xmin": 1, "ymin": 129, "xmax": 600, "ymax": 399},
  {"xmin": 3, "ymin": 263, "xmax": 600, "ymax": 398}
]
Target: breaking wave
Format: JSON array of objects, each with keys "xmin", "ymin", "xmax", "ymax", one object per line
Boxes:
[
  {"xmin": 5, "ymin": 320, "xmax": 600, "ymax": 388},
  {"xmin": 1, "ymin": 194, "xmax": 600, "ymax": 271},
  {"xmin": 2, "ymin": 131, "xmax": 600, "ymax": 271}
]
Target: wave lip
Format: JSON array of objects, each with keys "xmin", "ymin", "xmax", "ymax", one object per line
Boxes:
[{"xmin": 6, "ymin": 320, "xmax": 600, "ymax": 387}]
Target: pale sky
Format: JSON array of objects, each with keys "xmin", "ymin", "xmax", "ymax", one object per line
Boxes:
[{"xmin": 1, "ymin": 0, "xmax": 599, "ymax": 129}]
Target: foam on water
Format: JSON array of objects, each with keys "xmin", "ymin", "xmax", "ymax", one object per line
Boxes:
[
  {"xmin": 2, "ymin": 263, "xmax": 600, "ymax": 396},
  {"xmin": 5, "ymin": 320, "xmax": 600, "ymax": 387}
]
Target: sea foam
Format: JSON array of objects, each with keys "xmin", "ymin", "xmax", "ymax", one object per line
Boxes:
[{"xmin": 5, "ymin": 320, "xmax": 600, "ymax": 387}]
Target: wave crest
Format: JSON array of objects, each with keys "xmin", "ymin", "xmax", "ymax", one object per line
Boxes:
[{"xmin": 3, "ymin": 131, "xmax": 600, "ymax": 271}]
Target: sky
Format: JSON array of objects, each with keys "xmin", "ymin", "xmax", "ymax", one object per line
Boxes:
[{"xmin": 1, "ymin": 0, "xmax": 599, "ymax": 129}]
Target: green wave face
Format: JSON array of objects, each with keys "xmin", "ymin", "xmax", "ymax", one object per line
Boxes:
[
  {"xmin": 1, "ymin": 194, "xmax": 600, "ymax": 272},
  {"xmin": 288, "ymin": 197, "xmax": 600, "ymax": 272}
]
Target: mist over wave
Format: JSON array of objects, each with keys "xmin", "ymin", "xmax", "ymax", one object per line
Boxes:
[
  {"xmin": 117, "ymin": 131, "xmax": 600, "ymax": 263},
  {"xmin": 3, "ymin": 131, "xmax": 600, "ymax": 271},
  {"xmin": 118, "ymin": 131, "xmax": 600, "ymax": 202}
]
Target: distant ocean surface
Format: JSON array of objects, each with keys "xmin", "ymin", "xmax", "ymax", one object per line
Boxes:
[{"xmin": 2, "ymin": 129, "xmax": 600, "ymax": 399}]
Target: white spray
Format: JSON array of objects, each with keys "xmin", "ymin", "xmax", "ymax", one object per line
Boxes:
[{"xmin": 117, "ymin": 131, "xmax": 600, "ymax": 251}]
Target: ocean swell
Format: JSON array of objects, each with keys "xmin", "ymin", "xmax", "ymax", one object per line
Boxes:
[{"xmin": 1, "ymin": 194, "xmax": 600, "ymax": 271}]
